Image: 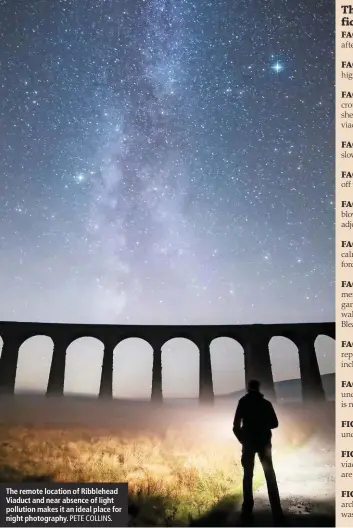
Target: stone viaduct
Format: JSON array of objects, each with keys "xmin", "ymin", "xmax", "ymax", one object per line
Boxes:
[{"xmin": 0, "ymin": 320, "xmax": 335, "ymax": 404}]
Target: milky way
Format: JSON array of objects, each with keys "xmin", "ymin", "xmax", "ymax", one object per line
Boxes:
[{"xmin": 0, "ymin": 0, "xmax": 334, "ymax": 327}]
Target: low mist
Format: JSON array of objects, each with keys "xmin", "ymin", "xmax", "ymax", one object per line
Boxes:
[{"xmin": 0, "ymin": 394, "xmax": 334, "ymax": 446}]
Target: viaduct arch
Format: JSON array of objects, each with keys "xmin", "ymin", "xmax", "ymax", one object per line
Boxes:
[{"xmin": 0, "ymin": 321, "xmax": 335, "ymax": 404}]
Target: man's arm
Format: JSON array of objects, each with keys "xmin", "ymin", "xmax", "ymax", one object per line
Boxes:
[
  {"xmin": 267, "ymin": 401, "xmax": 279, "ymax": 429},
  {"xmin": 233, "ymin": 400, "xmax": 243, "ymax": 443}
]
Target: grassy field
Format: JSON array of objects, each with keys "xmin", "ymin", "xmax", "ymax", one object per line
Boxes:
[{"xmin": 0, "ymin": 398, "xmax": 334, "ymax": 526}]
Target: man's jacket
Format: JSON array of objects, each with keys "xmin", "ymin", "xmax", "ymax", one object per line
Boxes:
[{"xmin": 233, "ymin": 391, "xmax": 278, "ymax": 448}]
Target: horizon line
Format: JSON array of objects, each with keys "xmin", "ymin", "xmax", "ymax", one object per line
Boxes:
[
  {"xmin": 13, "ymin": 371, "xmax": 335, "ymax": 399},
  {"xmin": 0, "ymin": 320, "xmax": 335, "ymax": 327}
]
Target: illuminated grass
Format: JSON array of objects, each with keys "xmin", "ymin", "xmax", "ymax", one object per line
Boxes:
[
  {"xmin": 0, "ymin": 425, "xmax": 269, "ymax": 525},
  {"xmin": 0, "ymin": 402, "xmax": 333, "ymax": 525}
]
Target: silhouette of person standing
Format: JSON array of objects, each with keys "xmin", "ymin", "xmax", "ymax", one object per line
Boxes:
[{"xmin": 233, "ymin": 379, "xmax": 284, "ymax": 526}]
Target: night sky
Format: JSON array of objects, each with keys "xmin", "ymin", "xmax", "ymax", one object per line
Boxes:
[{"xmin": 0, "ymin": 0, "xmax": 335, "ymax": 396}]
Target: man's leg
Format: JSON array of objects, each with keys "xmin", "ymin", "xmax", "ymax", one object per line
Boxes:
[
  {"xmin": 258, "ymin": 445, "xmax": 284, "ymax": 523},
  {"xmin": 241, "ymin": 446, "xmax": 256, "ymax": 517}
]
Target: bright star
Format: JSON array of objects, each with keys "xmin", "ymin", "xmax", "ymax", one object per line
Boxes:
[
  {"xmin": 75, "ymin": 173, "xmax": 85, "ymax": 183},
  {"xmin": 272, "ymin": 61, "xmax": 283, "ymax": 73}
]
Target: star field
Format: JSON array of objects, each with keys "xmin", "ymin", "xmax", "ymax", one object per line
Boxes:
[{"xmin": 0, "ymin": 0, "xmax": 334, "ymax": 393}]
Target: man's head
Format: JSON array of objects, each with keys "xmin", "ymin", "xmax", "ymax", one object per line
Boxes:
[{"xmin": 247, "ymin": 379, "xmax": 260, "ymax": 392}]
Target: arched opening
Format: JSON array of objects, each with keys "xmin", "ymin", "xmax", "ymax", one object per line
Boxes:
[
  {"xmin": 314, "ymin": 335, "xmax": 335, "ymax": 401},
  {"xmin": 64, "ymin": 337, "xmax": 104, "ymax": 396},
  {"xmin": 15, "ymin": 335, "xmax": 54, "ymax": 394},
  {"xmin": 210, "ymin": 337, "xmax": 245, "ymax": 396},
  {"xmin": 269, "ymin": 336, "xmax": 301, "ymax": 402},
  {"xmin": 113, "ymin": 338, "xmax": 153, "ymax": 399},
  {"xmin": 162, "ymin": 338, "xmax": 199, "ymax": 399}
]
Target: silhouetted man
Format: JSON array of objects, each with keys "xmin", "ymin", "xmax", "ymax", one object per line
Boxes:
[{"xmin": 233, "ymin": 380, "xmax": 284, "ymax": 526}]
